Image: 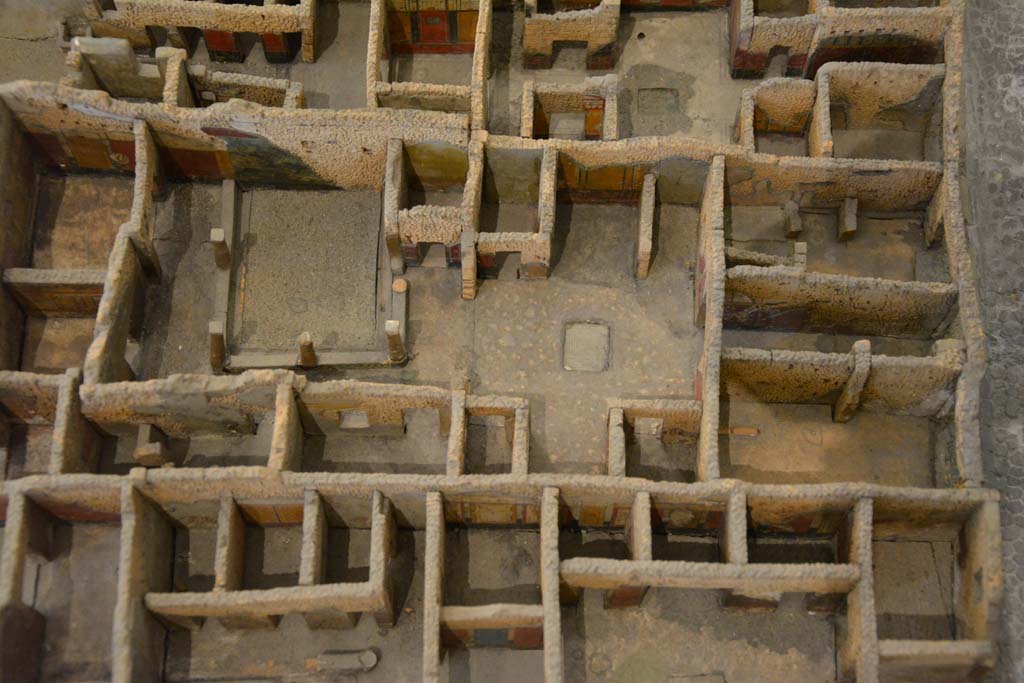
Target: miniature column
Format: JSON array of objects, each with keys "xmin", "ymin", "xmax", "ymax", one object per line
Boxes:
[
  {"xmin": 133, "ymin": 423, "xmax": 170, "ymax": 467},
  {"xmin": 386, "ymin": 317, "xmax": 407, "ymax": 364},
  {"xmin": 461, "ymin": 231, "xmax": 477, "ymax": 300},
  {"xmin": 210, "ymin": 228, "xmax": 231, "ymax": 269},
  {"xmin": 838, "ymin": 197, "xmax": 858, "ymax": 241},
  {"xmin": 720, "ymin": 491, "xmax": 748, "ymax": 565},
  {"xmin": 925, "ymin": 180, "xmax": 945, "ymax": 246},
  {"xmin": 833, "ymin": 340, "xmax": 871, "ymax": 423},
  {"xmin": 606, "ymin": 408, "xmax": 626, "ymax": 477},
  {"xmin": 213, "ymin": 496, "xmax": 277, "ymax": 629},
  {"xmin": 209, "ymin": 320, "xmax": 227, "ymax": 370},
  {"xmin": 369, "ymin": 491, "xmax": 397, "ymax": 627},
  {"xmin": 606, "ymin": 492, "xmax": 652, "ymax": 609},
  {"xmin": 510, "ymin": 406, "xmax": 531, "ymax": 475},
  {"xmin": 298, "ymin": 332, "xmax": 318, "ymax": 368},
  {"xmin": 268, "ymin": 384, "xmax": 304, "ymax": 472},
  {"xmin": 721, "ymin": 491, "xmax": 780, "ymax": 611},
  {"xmin": 784, "ymin": 199, "xmax": 802, "ymax": 238}
]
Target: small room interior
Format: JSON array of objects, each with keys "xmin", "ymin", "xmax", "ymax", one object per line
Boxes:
[
  {"xmin": 717, "ymin": 353, "xmax": 957, "ymax": 487},
  {"xmin": 873, "ymin": 532, "xmax": 957, "ymax": 640},
  {"xmin": 826, "ymin": 67, "xmax": 944, "ymax": 162},
  {"xmin": 479, "ymin": 147, "xmax": 542, "ymax": 234},
  {"xmin": 749, "ymin": 80, "xmax": 815, "ymax": 156},
  {"xmin": 14, "ymin": 495, "xmax": 122, "ymax": 683},
  {"xmin": 649, "ymin": 501, "xmax": 725, "ymax": 562},
  {"xmin": 870, "ymin": 500, "xmax": 999, "ymax": 647},
  {"xmin": 0, "ymin": 122, "xmax": 136, "ymax": 375},
  {"xmin": 2, "ymin": 418, "xmax": 53, "ymax": 480},
  {"xmin": 0, "ymin": 381, "xmax": 59, "ymax": 480},
  {"xmin": 465, "ymin": 414, "xmax": 514, "ymax": 474},
  {"xmin": 442, "ymin": 524, "xmax": 542, "ymax": 606},
  {"xmin": 171, "ymin": 516, "xmax": 218, "ymax": 593},
  {"xmin": 475, "ymin": 146, "xmax": 543, "ymax": 279},
  {"xmin": 238, "ymin": 505, "xmax": 304, "ymax": 591},
  {"xmin": 559, "ymin": 584, "xmax": 841, "ymax": 682},
  {"xmin": 92, "ymin": 399, "xmax": 278, "ymax": 473},
  {"xmin": 536, "ymin": 111, "xmax": 587, "ymax": 141},
  {"xmin": 28, "ymin": 172, "xmax": 132, "ymax": 271},
  {"xmin": 384, "ymin": 0, "xmax": 481, "ymax": 86},
  {"xmin": 551, "ymin": 156, "xmax": 648, "ymax": 273},
  {"xmin": 295, "ymin": 385, "xmax": 452, "ymax": 475},
  {"xmin": 528, "ymin": 87, "xmax": 608, "ymax": 141},
  {"xmin": 724, "ymin": 201, "xmax": 950, "ymax": 283},
  {"xmin": 718, "ymin": 399, "xmax": 941, "ymax": 486},
  {"xmin": 556, "ymin": 497, "xmax": 844, "ymax": 682},
  {"xmin": 406, "ymin": 142, "xmax": 470, "ymax": 208},
  {"xmin": 300, "ymin": 406, "xmax": 448, "ymax": 474},
  {"xmin": 154, "ymin": 492, "xmax": 415, "ymax": 681},
  {"xmin": 746, "ymin": 500, "xmax": 854, "ymax": 565},
  {"xmin": 398, "ymin": 141, "xmax": 469, "ymax": 268},
  {"xmin": 754, "ymin": 125, "xmax": 810, "ymax": 156},
  {"xmin": 622, "ymin": 418, "xmax": 698, "ymax": 483}
]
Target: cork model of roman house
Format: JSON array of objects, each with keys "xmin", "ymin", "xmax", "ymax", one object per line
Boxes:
[{"xmin": 0, "ymin": 0, "xmax": 1007, "ymax": 681}]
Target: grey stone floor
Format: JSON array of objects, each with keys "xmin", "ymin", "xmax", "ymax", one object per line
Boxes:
[
  {"xmin": 963, "ymin": 1, "xmax": 1024, "ymax": 680},
  {"xmin": 231, "ymin": 188, "xmax": 381, "ymax": 354}
]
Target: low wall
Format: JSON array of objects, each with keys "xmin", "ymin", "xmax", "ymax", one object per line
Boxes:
[
  {"xmin": 722, "ymin": 344, "xmax": 963, "ymax": 417},
  {"xmin": 724, "ymin": 266, "xmax": 957, "ymax": 338},
  {"xmin": 0, "ymin": 82, "xmax": 468, "ymax": 189},
  {"xmin": 522, "ymin": 0, "xmax": 620, "ymax": 70}
]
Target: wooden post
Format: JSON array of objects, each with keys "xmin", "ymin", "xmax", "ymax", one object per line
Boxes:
[
  {"xmin": 133, "ymin": 424, "xmax": 169, "ymax": 467},
  {"xmin": 209, "ymin": 320, "xmax": 226, "ymax": 370},
  {"xmin": 784, "ymin": 199, "xmax": 802, "ymax": 238},
  {"xmin": 834, "ymin": 340, "xmax": 871, "ymax": 423},
  {"xmin": 385, "ymin": 320, "xmax": 406, "ymax": 363},
  {"xmin": 210, "ymin": 228, "xmax": 231, "ymax": 270},
  {"xmin": 838, "ymin": 197, "xmax": 858, "ymax": 242},
  {"xmin": 298, "ymin": 332, "xmax": 317, "ymax": 368},
  {"xmin": 607, "ymin": 408, "xmax": 626, "ymax": 477}
]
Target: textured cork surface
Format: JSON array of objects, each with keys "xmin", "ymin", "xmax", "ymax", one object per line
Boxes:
[{"xmin": 0, "ymin": 0, "xmax": 1011, "ymax": 681}]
